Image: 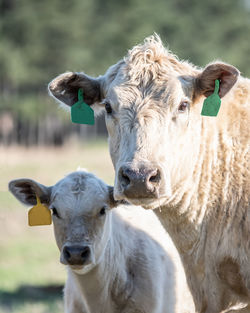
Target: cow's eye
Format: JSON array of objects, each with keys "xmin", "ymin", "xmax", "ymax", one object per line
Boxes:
[
  {"xmin": 99, "ymin": 207, "xmax": 106, "ymax": 216},
  {"xmin": 52, "ymin": 207, "xmax": 60, "ymax": 218},
  {"xmin": 105, "ymin": 102, "xmax": 112, "ymax": 114},
  {"xmin": 178, "ymin": 101, "xmax": 189, "ymax": 113}
]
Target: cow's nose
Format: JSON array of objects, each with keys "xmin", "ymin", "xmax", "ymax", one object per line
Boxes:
[
  {"xmin": 63, "ymin": 245, "xmax": 90, "ymax": 265},
  {"xmin": 118, "ymin": 165, "xmax": 161, "ymax": 198}
]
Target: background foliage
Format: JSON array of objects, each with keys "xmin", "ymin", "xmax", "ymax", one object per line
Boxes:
[
  {"xmin": 1, "ymin": 1, "xmax": 250, "ymax": 312},
  {"xmin": 0, "ymin": 0, "xmax": 250, "ymax": 145}
]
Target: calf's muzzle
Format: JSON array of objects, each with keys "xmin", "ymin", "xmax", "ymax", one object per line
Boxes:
[
  {"xmin": 63, "ymin": 245, "xmax": 91, "ymax": 266},
  {"xmin": 118, "ymin": 164, "xmax": 161, "ymax": 199}
]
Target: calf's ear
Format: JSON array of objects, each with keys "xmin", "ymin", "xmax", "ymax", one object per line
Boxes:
[
  {"xmin": 195, "ymin": 62, "xmax": 239, "ymax": 98},
  {"xmin": 9, "ymin": 179, "xmax": 51, "ymax": 206},
  {"xmin": 107, "ymin": 186, "xmax": 129, "ymax": 208},
  {"xmin": 48, "ymin": 72, "xmax": 103, "ymax": 107}
]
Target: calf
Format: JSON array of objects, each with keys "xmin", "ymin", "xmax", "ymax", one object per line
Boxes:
[
  {"xmin": 9, "ymin": 170, "xmax": 194, "ymax": 313},
  {"xmin": 48, "ymin": 35, "xmax": 250, "ymax": 312}
]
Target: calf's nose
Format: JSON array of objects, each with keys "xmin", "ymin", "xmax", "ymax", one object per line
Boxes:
[
  {"xmin": 63, "ymin": 245, "xmax": 90, "ymax": 265},
  {"xmin": 118, "ymin": 164, "xmax": 161, "ymax": 198}
]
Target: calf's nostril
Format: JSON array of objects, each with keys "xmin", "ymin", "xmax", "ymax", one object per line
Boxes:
[
  {"xmin": 64, "ymin": 247, "xmax": 71, "ymax": 260},
  {"xmin": 63, "ymin": 247, "xmax": 71, "ymax": 261},
  {"xmin": 81, "ymin": 247, "xmax": 90, "ymax": 260}
]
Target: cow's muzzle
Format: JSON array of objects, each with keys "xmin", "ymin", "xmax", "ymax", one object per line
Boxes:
[{"xmin": 118, "ymin": 163, "xmax": 162, "ymax": 199}]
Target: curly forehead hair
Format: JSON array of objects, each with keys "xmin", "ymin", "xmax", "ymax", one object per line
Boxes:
[
  {"xmin": 123, "ymin": 34, "xmax": 198, "ymax": 86},
  {"xmin": 71, "ymin": 175, "xmax": 86, "ymax": 193}
]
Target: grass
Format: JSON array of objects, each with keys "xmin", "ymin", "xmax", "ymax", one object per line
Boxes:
[{"xmin": 0, "ymin": 140, "xmax": 114, "ymax": 312}]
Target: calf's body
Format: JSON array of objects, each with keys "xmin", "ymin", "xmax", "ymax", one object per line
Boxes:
[
  {"xmin": 64, "ymin": 209, "xmax": 175, "ymax": 313},
  {"xmin": 9, "ymin": 171, "xmax": 194, "ymax": 313}
]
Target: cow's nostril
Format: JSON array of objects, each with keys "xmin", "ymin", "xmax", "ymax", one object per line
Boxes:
[
  {"xmin": 122, "ymin": 173, "xmax": 130, "ymax": 185},
  {"xmin": 119, "ymin": 166, "xmax": 132, "ymax": 188},
  {"xmin": 149, "ymin": 175, "xmax": 157, "ymax": 182},
  {"xmin": 149, "ymin": 170, "xmax": 160, "ymax": 183}
]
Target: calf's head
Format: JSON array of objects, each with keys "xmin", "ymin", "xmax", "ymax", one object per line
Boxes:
[
  {"xmin": 9, "ymin": 171, "xmax": 119, "ymax": 274},
  {"xmin": 49, "ymin": 35, "xmax": 239, "ymax": 209}
]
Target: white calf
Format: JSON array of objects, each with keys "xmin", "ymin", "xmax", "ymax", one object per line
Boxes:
[{"xmin": 9, "ymin": 170, "xmax": 193, "ymax": 313}]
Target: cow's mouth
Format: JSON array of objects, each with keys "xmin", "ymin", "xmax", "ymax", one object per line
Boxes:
[{"xmin": 121, "ymin": 195, "xmax": 168, "ymax": 210}]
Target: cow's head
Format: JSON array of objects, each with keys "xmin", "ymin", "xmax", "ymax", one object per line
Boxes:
[
  {"xmin": 9, "ymin": 171, "xmax": 120, "ymax": 274},
  {"xmin": 49, "ymin": 35, "xmax": 239, "ymax": 210}
]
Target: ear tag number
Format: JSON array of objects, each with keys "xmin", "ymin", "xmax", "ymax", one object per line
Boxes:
[
  {"xmin": 201, "ymin": 79, "xmax": 221, "ymax": 117},
  {"xmin": 71, "ymin": 89, "xmax": 95, "ymax": 125},
  {"xmin": 28, "ymin": 196, "xmax": 52, "ymax": 226}
]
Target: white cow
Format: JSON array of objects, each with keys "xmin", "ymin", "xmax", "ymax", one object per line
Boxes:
[
  {"xmin": 48, "ymin": 34, "xmax": 250, "ymax": 312},
  {"xmin": 9, "ymin": 170, "xmax": 194, "ymax": 313}
]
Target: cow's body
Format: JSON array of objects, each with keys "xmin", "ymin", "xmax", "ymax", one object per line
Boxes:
[
  {"xmin": 154, "ymin": 77, "xmax": 250, "ymax": 312},
  {"xmin": 9, "ymin": 171, "xmax": 194, "ymax": 313},
  {"xmin": 49, "ymin": 35, "xmax": 250, "ymax": 312}
]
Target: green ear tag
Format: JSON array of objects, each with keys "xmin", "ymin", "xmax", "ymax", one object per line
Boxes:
[
  {"xmin": 71, "ymin": 89, "xmax": 95, "ymax": 124},
  {"xmin": 201, "ymin": 80, "xmax": 221, "ymax": 117}
]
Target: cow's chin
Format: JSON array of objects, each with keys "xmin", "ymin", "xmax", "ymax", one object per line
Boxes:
[
  {"xmin": 125, "ymin": 197, "xmax": 167, "ymax": 210},
  {"xmin": 69, "ymin": 263, "xmax": 96, "ymax": 275}
]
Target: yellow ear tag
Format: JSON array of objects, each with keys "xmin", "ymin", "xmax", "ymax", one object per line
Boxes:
[{"xmin": 28, "ymin": 196, "xmax": 52, "ymax": 226}]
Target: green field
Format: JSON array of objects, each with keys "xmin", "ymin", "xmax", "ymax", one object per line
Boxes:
[{"xmin": 0, "ymin": 140, "xmax": 114, "ymax": 313}]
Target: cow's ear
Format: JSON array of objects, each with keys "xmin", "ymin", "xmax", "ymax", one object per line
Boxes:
[
  {"xmin": 195, "ymin": 62, "xmax": 239, "ymax": 98},
  {"xmin": 48, "ymin": 72, "xmax": 103, "ymax": 107},
  {"xmin": 107, "ymin": 186, "xmax": 129, "ymax": 208},
  {"xmin": 9, "ymin": 179, "xmax": 51, "ymax": 206}
]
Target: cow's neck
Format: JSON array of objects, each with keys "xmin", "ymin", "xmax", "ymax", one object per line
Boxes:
[
  {"xmin": 156, "ymin": 118, "xmax": 212, "ymax": 250},
  {"xmin": 70, "ymin": 213, "xmax": 133, "ymax": 313},
  {"xmin": 154, "ymin": 117, "xmax": 222, "ymax": 306}
]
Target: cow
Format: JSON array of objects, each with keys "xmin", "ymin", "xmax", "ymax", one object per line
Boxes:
[
  {"xmin": 48, "ymin": 35, "xmax": 250, "ymax": 312},
  {"xmin": 9, "ymin": 170, "xmax": 194, "ymax": 313}
]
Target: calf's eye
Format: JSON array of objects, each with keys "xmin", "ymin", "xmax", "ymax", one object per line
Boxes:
[
  {"xmin": 105, "ymin": 102, "xmax": 112, "ymax": 114},
  {"xmin": 178, "ymin": 101, "xmax": 189, "ymax": 113},
  {"xmin": 52, "ymin": 207, "xmax": 60, "ymax": 218},
  {"xmin": 99, "ymin": 207, "xmax": 106, "ymax": 216}
]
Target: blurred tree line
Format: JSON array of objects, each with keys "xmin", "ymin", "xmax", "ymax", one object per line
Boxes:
[{"xmin": 0, "ymin": 0, "xmax": 250, "ymax": 145}]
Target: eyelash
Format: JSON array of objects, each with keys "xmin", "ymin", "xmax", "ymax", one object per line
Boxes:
[
  {"xmin": 178, "ymin": 101, "xmax": 190, "ymax": 113},
  {"xmin": 99, "ymin": 207, "xmax": 106, "ymax": 216},
  {"xmin": 52, "ymin": 207, "xmax": 60, "ymax": 218},
  {"xmin": 105, "ymin": 102, "xmax": 113, "ymax": 114}
]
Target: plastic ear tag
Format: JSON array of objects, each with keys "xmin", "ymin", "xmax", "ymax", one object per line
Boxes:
[
  {"xmin": 201, "ymin": 79, "xmax": 221, "ymax": 117},
  {"xmin": 71, "ymin": 89, "xmax": 95, "ymax": 125},
  {"xmin": 28, "ymin": 196, "xmax": 52, "ymax": 226}
]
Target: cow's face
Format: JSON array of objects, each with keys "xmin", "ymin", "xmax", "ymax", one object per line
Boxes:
[
  {"xmin": 104, "ymin": 75, "xmax": 197, "ymax": 208},
  {"xmin": 49, "ymin": 36, "xmax": 239, "ymax": 209},
  {"xmin": 9, "ymin": 172, "xmax": 117, "ymax": 274}
]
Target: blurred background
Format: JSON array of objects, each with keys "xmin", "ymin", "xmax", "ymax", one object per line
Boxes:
[{"xmin": 1, "ymin": 0, "xmax": 250, "ymax": 312}]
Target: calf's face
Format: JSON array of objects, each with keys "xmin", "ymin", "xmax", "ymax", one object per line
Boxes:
[
  {"xmin": 49, "ymin": 36, "xmax": 239, "ymax": 209},
  {"xmin": 9, "ymin": 172, "xmax": 116, "ymax": 274}
]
